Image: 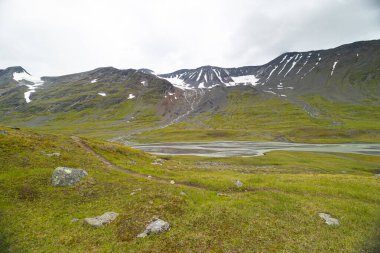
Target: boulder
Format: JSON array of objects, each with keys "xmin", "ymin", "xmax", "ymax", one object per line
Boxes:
[
  {"xmin": 51, "ymin": 167, "xmax": 88, "ymax": 186},
  {"xmin": 318, "ymin": 213, "xmax": 339, "ymax": 226},
  {"xmin": 375, "ymin": 174, "xmax": 380, "ymax": 178},
  {"xmin": 84, "ymin": 212, "xmax": 119, "ymax": 227},
  {"xmin": 137, "ymin": 218, "xmax": 170, "ymax": 238}
]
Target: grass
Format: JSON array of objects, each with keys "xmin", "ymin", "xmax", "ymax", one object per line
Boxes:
[
  {"xmin": 1, "ymin": 126, "xmax": 380, "ymax": 252},
  {"xmin": 135, "ymin": 93, "xmax": 380, "ymax": 143}
]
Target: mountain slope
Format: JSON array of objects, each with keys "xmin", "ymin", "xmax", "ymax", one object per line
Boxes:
[
  {"xmin": 159, "ymin": 40, "xmax": 380, "ymax": 102},
  {"xmin": 0, "ymin": 39, "xmax": 379, "ymax": 142}
]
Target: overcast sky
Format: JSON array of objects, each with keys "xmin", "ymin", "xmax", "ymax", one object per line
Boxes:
[{"xmin": 0, "ymin": 0, "xmax": 379, "ymax": 76}]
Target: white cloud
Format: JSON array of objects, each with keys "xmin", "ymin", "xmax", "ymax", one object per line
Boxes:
[{"xmin": 0, "ymin": 0, "xmax": 379, "ymax": 76}]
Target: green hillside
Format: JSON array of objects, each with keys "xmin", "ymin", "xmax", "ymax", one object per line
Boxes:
[
  {"xmin": 135, "ymin": 92, "xmax": 380, "ymax": 143},
  {"xmin": 1, "ymin": 127, "xmax": 380, "ymax": 252}
]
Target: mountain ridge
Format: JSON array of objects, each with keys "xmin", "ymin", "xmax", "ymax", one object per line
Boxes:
[{"xmin": 0, "ymin": 39, "xmax": 379, "ymax": 143}]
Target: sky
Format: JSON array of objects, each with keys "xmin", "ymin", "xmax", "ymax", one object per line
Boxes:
[{"xmin": 0, "ymin": 0, "xmax": 379, "ymax": 76}]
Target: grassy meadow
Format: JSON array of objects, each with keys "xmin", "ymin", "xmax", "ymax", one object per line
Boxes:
[{"xmin": 0, "ymin": 127, "xmax": 379, "ymax": 252}]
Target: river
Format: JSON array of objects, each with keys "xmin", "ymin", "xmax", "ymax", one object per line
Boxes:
[{"xmin": 129, "ymin": 141, "xmax": 380, "ymax": 157}]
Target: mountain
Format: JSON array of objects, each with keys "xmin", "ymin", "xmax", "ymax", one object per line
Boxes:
[
  {"xmin": 159, "ymin": 40, "xmax": 380, "ymax": 102},
  {"xmin": 159, "ymin": 65, "xmax": 260, "ymax": 89},
  {"xmin": 0, "ymin": 39, "xmax": 379, "ymax": 142}
]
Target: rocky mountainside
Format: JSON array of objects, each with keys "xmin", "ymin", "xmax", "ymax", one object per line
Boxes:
[
  {"xmin": 0, "ymin": 39, "xmax": 379, "ymax": 141},
  {"xmin": 160, "ymin": 40, "xmax": 380, "ymax": 102}
]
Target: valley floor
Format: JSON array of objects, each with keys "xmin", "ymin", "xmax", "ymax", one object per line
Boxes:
[{"xmin": 0, "ymin": 126, "xmax": 380, "ymax": 252}]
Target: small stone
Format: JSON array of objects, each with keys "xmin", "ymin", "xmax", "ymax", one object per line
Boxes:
[
  {"xmin": 180, "ymin": 191, "xmax": 187, "ymax": 196},
  {"xmin": 46, "ymin": 152, "xmax": 60, "ymax": 157},
  {"xmin": 84, "ymin": 212, "xmax": 119, "ymax": 227},
  {"xmin": 170, "ymin": 180, "xmax": 175, "ymax": 185},
  {"xmin": 151, "ymin": 159, "xmax": 164, "ymax": 165},
  {"xmin": 217, "ymin": 193, "xmax": 228, "ymax": 197},
  {"xmin": 234, "ymin": 180, "xmax": 243, "ymax": 188},
  {"xmin": 318, "ymin": 213, "xmax": 339, "ymax": 226},
  {"xmin": 137, "ymin": 218, "xmax": 170, "ymax": 238},
  {"xmin": 51, "ymin": 167, "xmax": 88, "ymax": 187},
  {"xmin": 71, "ymin": 218, "xmax": 79, "ymax": 223}
]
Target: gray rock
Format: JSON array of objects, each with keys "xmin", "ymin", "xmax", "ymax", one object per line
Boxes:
[
  {"xmin": 137, "ymin": 218, "xmax": 170, "ymax": 238},
  {"xmin": 130, "ymin": 188, "xmax": 142, "ymax": 196},
  {"xmin": 170, "ymin": 180, "xmax": 175, "ymax": 185},
  {"xmin": 234, "ymin": 180, "xmax": 243, "ymax": 187},
  {"xmin": 180, "ymin": 191, "xmax": 187, "ymax": 196},
  {"xmin": 0, "ymin": 130, "xmax": 8, "ymax": 135},
  {"xmin": 84, "ymin": 212, "xmax": 119, "ymax": 227},
  {"xmin": 46, "ymin": 152, "xmax": 60, "ymax": 157},
  {"xmin": 318, "ymin": 213, "xmax": 340, "ymax": 226},
  {"xmin": 71, "ymin": 218, "xmax": 79, "ymax": 223},
  {"xmin": 217, "ymin": 193, "xmax": 228, "ymax": 197},
  {"xmin": 375, "ymin": 174, "xmax": 380, "ymax": 178},
  {"xmin": 51, "ymin": 167, "xmax": 88, "ymax": 186},
  {"xmin": 151, "ymin": 159, "xmax": 164, "ymax": 165}
]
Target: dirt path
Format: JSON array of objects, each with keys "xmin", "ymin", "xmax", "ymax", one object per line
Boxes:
[
  {"xmin": 71, "ymin": 136, "xmax": 208, "ymax": 190},
  {"xmin": 71, "ymin": 136, "xmax": 283, "ymax": 194}
]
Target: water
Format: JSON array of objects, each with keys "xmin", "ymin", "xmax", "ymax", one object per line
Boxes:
[{"xmin": 129, "ymin": 141, "xmax": 380, "ymax": 157}]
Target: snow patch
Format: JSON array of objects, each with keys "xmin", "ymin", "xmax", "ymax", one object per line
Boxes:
[
  {"xmin": 128, "ymin": 94, "xmax": 136, "ymax": 99},
  {"xmin": 264, "ymin": 90, "xmax": 277, "ymax": 95},
  {"xmin": 91, "ymin": 79, "xmax": 97, "ymax": 83},
  {"xmin": 161, "ymin": 76, "xmax": 194, "ymax": 90},
  {"xmin": 279, "ymin": 55, "xmax": 288, "ymax": 63},
  {"xmin": 278, "ymin": 56, "xmax": 294, "ymax": 75},
  {"xmin": 331, "ymin": 61, "xmax": 338, "ymax": 76},
  {"xmin": 230, "ymin": 75, "xmax": 259, "ymax": 86},
  {"xmin": 296, "ymin": 53, "xmax": 312, "ymax": 74},
  {"xmin": 266, "ymin": 65, "xmax": 278, "ymax": 81},
  {"xmin": 198, "ymin": 82, "xmax": 205, "ymax": 88},
  {"xmin": 196, "ymin": 69, "xmax": 203, "ymax": 81},
  {"xmin": 13, "ymin": 71, "xmax": 44, "ymax": 103},
  {"xmin": 98, "ymin": 92, "xmax": 106, "ymax": 97}
]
